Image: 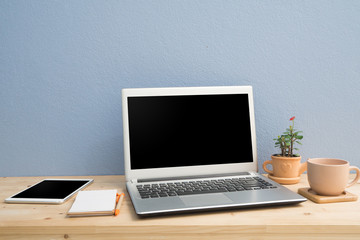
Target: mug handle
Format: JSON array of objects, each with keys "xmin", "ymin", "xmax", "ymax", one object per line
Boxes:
[
  {"xmin": 262, "ymin": 160, "xmax": 273, "ymax": 174},
  {"xmin": 346, "ymin": 166, "xmax": 360, "ymax": 188}
]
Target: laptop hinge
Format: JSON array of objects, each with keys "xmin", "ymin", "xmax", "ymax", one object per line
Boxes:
[
  {"xmin": 137, "ymin": 172, "xmax": 251, "ymax": 183},
  {"xmin": 129, "ymin": 179, "xmax": 138, "ymax": 184}
]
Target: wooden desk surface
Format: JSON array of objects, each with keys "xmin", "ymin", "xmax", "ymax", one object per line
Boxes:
[{"xmin": 1, "ymin": 175, "xmax": 359, "ymax": 240}]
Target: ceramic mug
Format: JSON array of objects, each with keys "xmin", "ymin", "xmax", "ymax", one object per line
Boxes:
[
  {"xmin": 263, "ymin": 155, "xmax": 307, "ymax": 178},
  {"xmin": 307, "ymin": 158, "xmax": 360, "ymax": 196}
]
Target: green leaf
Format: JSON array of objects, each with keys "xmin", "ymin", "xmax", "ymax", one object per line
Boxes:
[
  {"xmin": 295, "ymin": 135, "xmax": 303, "ymax": 140},
  {"xmin": 296, "ymin": 141, "xmax": 302, "ymax": 145}
]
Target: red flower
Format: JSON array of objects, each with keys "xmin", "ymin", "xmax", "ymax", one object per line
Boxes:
[{"xmin": 290, "ymin": 116, "xmax": 295, "ymax": 121}]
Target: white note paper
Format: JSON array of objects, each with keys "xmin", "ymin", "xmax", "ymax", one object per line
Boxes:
[{"xmin": 67, "ymin": 189, "xmax": 117, "ymax": 216}]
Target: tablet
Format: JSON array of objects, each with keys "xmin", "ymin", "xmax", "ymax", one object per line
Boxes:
[{"xmin": 5, "ymin": 179, "xmax": 93, "ymax": 204}]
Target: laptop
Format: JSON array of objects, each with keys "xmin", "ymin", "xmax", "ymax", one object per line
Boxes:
[{"xmin": 122, "ymin": 86, "xmax": 306, "ymax": 216}]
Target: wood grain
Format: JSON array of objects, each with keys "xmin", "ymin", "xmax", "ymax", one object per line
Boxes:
[{"xmin": 1, "ymin": 174, "xmax": 359, "ymax": 239}]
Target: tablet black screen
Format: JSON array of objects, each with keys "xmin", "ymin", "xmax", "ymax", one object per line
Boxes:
[{"xmin": 12, "ymin": 180, "xmax": 90, "ymax": 199}]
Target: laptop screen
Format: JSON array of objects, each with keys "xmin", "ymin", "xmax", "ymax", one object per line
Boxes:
[{"xmin": 127, "ymin": 93, "xmax": 253, "ymax": 170}]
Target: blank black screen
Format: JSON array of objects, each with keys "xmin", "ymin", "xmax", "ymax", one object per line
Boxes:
[
  {"xmin": 128, "ymin": 94, "xmax": 253, "ymax": 170},
  {"xmin": 12, "ymin": 180, "xmax": 90, "ymax": 199}
]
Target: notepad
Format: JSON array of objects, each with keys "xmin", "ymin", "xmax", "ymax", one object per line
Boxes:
[{"xmin": 67, "ymin": 189, "xmax": 118, "ymax": 217}]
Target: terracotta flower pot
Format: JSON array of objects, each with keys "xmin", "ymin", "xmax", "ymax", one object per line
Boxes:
[{"xmin": 263, "ymin": 155, "xmax": 307, "ymax": 184}]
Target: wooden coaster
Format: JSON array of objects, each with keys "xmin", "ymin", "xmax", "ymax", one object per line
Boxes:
[{"xmin": 298, "ymin": 187, "xmax": 358, "ymax": 204}]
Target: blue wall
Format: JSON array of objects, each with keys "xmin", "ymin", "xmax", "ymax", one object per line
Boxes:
[{"xmin": 1, "ymin": 1, "xmax": 360, "ymax": 177}]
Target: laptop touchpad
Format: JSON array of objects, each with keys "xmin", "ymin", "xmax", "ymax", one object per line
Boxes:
[{"xmin": 180, "ymin": 193, "xmax": 233, "ymax": 207}]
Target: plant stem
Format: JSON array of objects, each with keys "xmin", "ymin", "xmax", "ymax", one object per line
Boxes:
[{"xmin": 290, "ymin": 120, "xmax": 294, "ymax": 156}]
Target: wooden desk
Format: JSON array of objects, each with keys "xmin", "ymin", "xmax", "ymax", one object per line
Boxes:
[{"xmin": 1, "ymin": 175, "xmax": 359, "ymax": 240}]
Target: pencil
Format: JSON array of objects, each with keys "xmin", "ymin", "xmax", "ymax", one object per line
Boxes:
[{"xmin": 115, "ymin": 193, "xmax": 125, "ymax": 216}]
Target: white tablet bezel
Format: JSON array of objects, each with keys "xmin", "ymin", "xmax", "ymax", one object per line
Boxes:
[{"xmin": 4, "ymin": 178, "xmax": 94, "ymax": 204}]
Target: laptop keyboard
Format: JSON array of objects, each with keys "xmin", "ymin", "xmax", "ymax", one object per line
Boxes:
[{"xmin": 136, "ymin": 177, "xmax": 277, "ymax": 199}]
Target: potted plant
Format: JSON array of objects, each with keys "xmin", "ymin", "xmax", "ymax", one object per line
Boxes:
[{"xmin": 263, "ymin": 116, "xmax": 307, "ymax": 184}]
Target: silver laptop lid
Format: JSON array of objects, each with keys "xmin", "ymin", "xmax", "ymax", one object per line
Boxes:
[{"xmin": 122, "ymin": 86, "xmax": 257, "ymax": 182}]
